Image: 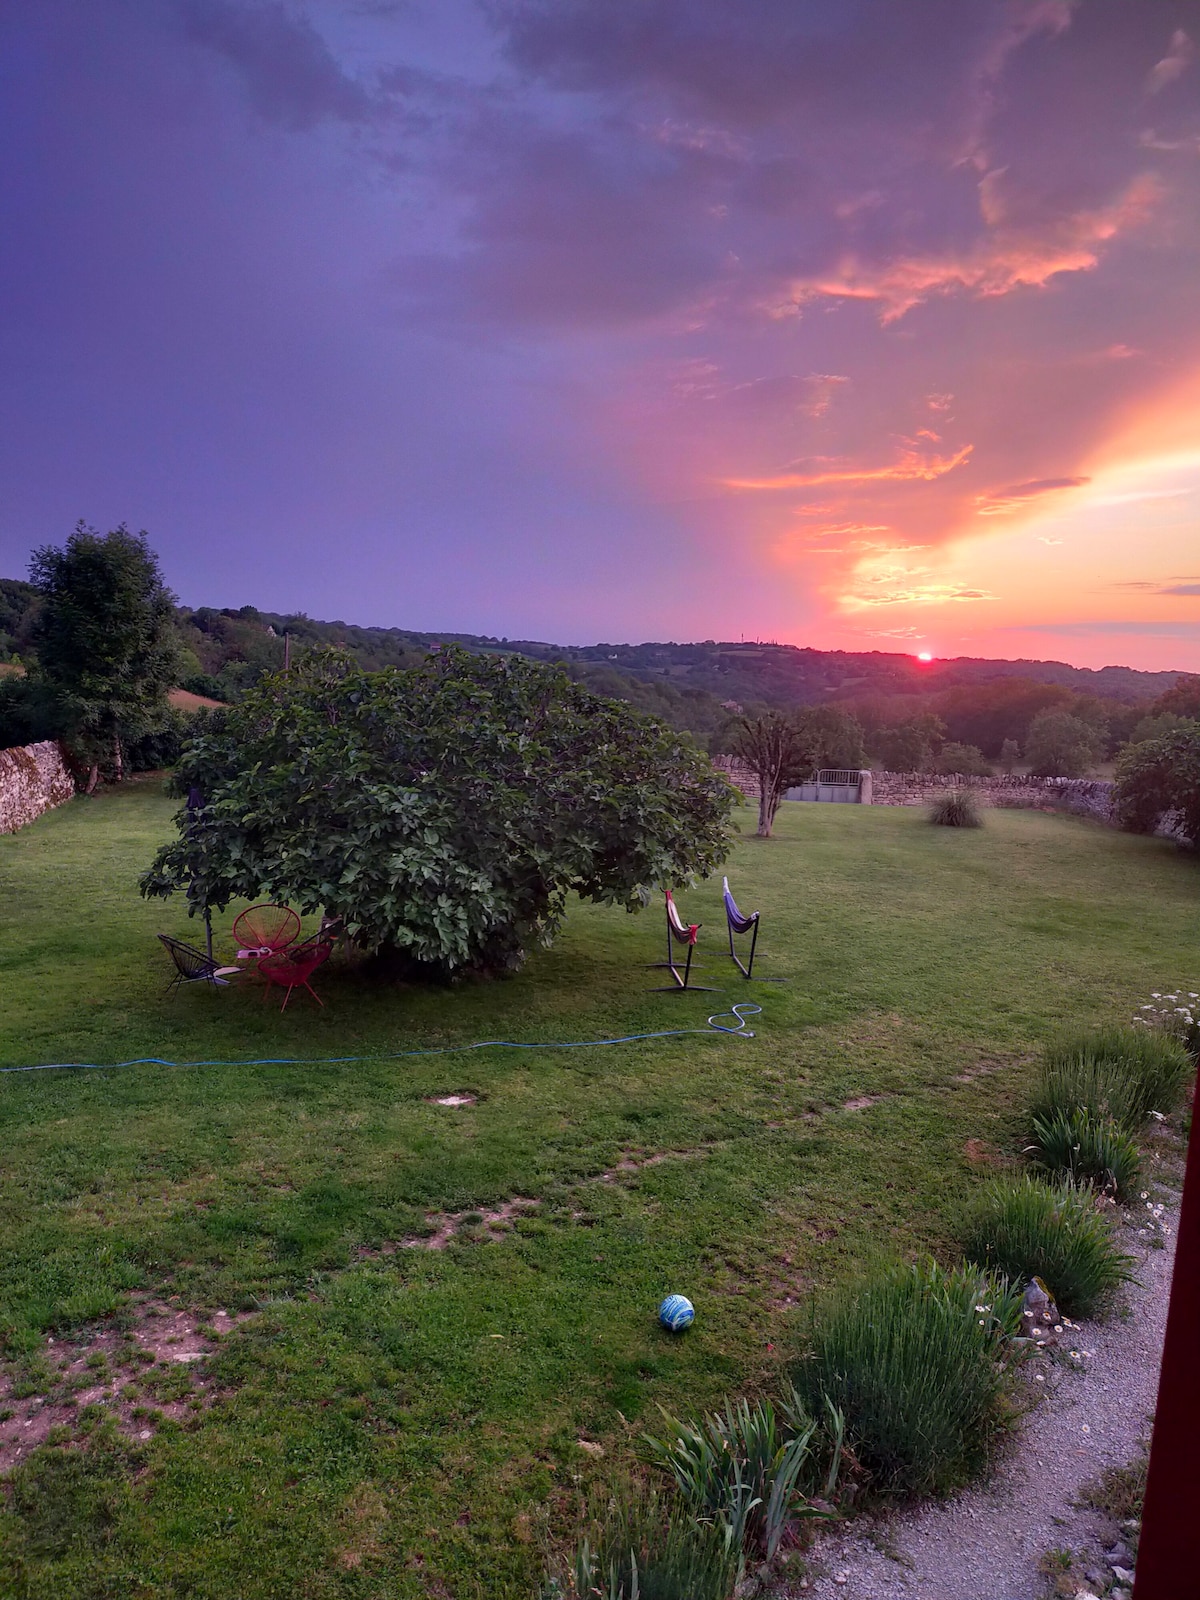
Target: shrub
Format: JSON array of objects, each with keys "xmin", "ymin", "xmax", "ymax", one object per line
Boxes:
[
  {"xmin": 961, "ymin": 1177, "xmax": 1133, "ymax": 1318},
  {"xmin": 558, "ymin": 1491, "xmax": 737, "ymax": 1600},
  {"xmin": 1033, "ymin": 1026, "xmax": 1193, "ymax": 1131},
  {"xmin": 934, "ymin": 742, "xmax": 992, "ymax": 777},
  {"xmin": 928, "ymin": 788, "xmax": 982, "ymax": 827},
  {"xmin": 1029, "ymin": 1108, "xmax": 1141, "ymax": 1199},
  {"xmin": 1114, "ymin": 724, "xmax": 1200, "ymax": 843},
  {"xmin": 792, "ymin": 1261, "xmax": 1020, "ymax": 1500},
  {"xmin": 643, "ymin": 1394, "xmax": 833, "ymax": 1562}
]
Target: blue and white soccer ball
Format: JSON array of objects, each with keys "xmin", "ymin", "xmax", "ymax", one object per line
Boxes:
[{"xmin": 658, "ymin": 1294, "xmax": 695, "ymax": 1333}]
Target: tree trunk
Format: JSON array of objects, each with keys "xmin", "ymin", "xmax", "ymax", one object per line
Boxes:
[
  {"xmin": 112, "ymin": 734, "xmax": 123, "ymax": 785},
  {"xmin": 757, "ymin": 789, "xmax": 773, "ymax": 837},
  {"xmin": 84, "ymin": 764, "xmax": 99, "ymax": 796},
  {"xmin": 756, "ymin": 772, "xmax": 781, "ymax": 836}
]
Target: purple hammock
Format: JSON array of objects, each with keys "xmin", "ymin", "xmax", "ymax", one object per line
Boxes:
[{"xmin": 722, "ymin": 876, "xmax": 760, "ymax": 978}]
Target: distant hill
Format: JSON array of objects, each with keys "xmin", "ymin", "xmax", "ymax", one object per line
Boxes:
[
  {"xmin": 1, "ymin": 577, "xmax": 1189, "ymax": 757},
  {"xmin": 492, "ymin": 638, "xmax": 1178, "ymax": 708}
]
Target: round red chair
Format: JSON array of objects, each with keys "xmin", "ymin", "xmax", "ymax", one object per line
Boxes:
[
  {"xmin": 232, "ymin": 904, "xmax": 300, "ymax": 957},
  {"xmin": 257, "ymin": 935, "xmax": 333, "ymax": 1011}
]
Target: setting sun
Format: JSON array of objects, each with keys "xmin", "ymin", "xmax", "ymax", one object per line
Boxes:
[{"xmin": 917, "ymin": 651, "xmax": 934, "ymax": 662}]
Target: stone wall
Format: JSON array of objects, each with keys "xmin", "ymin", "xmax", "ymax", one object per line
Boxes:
[
  {"xmin": 711, "ymin": 757, "xmax": 1121, "ymax": 823},
  {"xmin": 0, "ymin": 741, "xmax": 76, "ymax": 834},
  {"xmin": 712, "ymin": 756, "xmax": 760, "ymax": 798},
  {"xmin": 870, "ymin": 770, "xmax": 1116, "ymax": 821}
]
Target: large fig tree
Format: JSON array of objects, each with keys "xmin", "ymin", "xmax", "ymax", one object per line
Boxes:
[{"xmin": 141, "ymin": 647, "xmax": 736, "ymax": 975}]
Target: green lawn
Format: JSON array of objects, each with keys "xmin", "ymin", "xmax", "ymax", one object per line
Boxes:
[{"xmin": 0, "ymin": 784, "xmax": 1196, "ymax": 1598}]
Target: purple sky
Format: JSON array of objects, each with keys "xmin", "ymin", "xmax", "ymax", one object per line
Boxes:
[{"xmin": 1, "ymin": 1, "xmax": 1198, "ymax": 667}]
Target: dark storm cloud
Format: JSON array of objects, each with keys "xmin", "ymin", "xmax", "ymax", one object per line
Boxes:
[
  {"xmin": 179, "ymin": 0, "xmax": 376, "ymax": 127},
  {"xmin": 392, "ymin": 0, "xmax": 1192, "ymax": 337}
]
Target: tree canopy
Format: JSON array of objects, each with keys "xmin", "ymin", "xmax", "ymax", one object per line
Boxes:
[
  {"xmin": 30, "ymin": 522, "xmax": 179, "ymax": 784},
  {"xmin": 141, "ymin": 647, "xmax": 736, "ymax": 976},
  {"xmin": 1115, "ymin": 724, "xmax": 1200, "ymax": 844},
  {"xmin": 731, "ymin": 705, "xmax": 863, "ymax": 836},
  {"xmin": 1023, "ymin": 708, "xmax": 1105, "ymax": 778}
]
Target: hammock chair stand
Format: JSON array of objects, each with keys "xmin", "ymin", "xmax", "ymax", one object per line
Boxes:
[
  {"xmin": 649, "ymin": 890, "xmax": 717, "ymax": 992},
  {"xmin": 723, "ymin": 876, "xmax": 760, "ymax": 979}
]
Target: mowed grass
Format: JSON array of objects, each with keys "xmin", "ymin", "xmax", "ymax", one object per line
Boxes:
[{"xmin": 0, "ymin": 783, "xmax": 1196, "ymax": 1597}]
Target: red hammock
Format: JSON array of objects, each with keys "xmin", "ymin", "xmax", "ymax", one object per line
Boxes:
[{"xmin": 649, "ymin": 890, "xmax": 715, "ymax": 992}]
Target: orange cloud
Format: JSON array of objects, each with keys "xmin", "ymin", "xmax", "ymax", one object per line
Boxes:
[
  {"xmin": 842, "ymin": 582, "xmax": 995, "ymax": 609},
  {"xmin": 975, "ymin": 475, "xmax": 1090, "ymax": 514},
  {"xmin": 723, "ymin": 443, "xmax": 972, "ymax": 491},
  {"xmin": 779, "ymin": 174, "xmax": 1162, "ymax": 322}
]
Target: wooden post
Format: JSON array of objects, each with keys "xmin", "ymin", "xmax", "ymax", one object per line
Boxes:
[{"xmin": 1133, "ymin": 1062, "xmax": 1200, "ymax": 1597}]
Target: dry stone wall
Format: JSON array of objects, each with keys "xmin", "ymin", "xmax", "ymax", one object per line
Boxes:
[
  {"xmin": 711, "ymin": 758, "xmax": 1119, "ymax": 823},
  {"xmin": 712, "ymin": 756, "xmax": 761, "ymax": 798},
  {"xmin": 0, "ymin": 741, "xmax": 76, "ymax": 834},
  {"xmin": 871, "ymin": 770, "xmax": 1116, "ymax": 821}
]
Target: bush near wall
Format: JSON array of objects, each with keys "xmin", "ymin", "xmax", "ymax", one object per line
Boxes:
[
  {"xmin": 872, "ymin": 772, "xmax": 1115, "ymax": 821},
  {"xmin": 0, "ymin": 740, "xmax": 75, "ymax": 834}
]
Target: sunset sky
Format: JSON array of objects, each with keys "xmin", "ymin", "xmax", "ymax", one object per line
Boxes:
[{"xmin": 1, "ymin": 1, "xmax": 1198, "ymax": 669}]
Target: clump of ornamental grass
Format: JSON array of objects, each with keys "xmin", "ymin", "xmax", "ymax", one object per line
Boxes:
[
  {"xmin": 961, "ymin": 1177, "xmax": 1134, "ymax": 1319},
  {"xmin": 791, "ymin": 1260, "xmax": 1021, "ymax": 1501},
  {"xmin": 555, "ymin": 1489, "xmax": 738, "ymax": 1600},
  {"xmin": 1032, "ymin": 1026, "xmax": 1193, "ymax": 1132},
  {"xmin": 928, "ymin": 788, "xmax": 983, "ymax": 828},
  {"xmin": 643, "ymin": 1393, "xmax": 838, "ymax": 1566},
  {"xmin": 1029, "ymin": 1107, "xmax": 1141, "ymax": 1199}
]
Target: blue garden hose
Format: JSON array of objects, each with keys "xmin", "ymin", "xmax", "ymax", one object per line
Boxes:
[{"xmin": 0, "ymin": 1002, "xmax": 761, "ymax": 1076}]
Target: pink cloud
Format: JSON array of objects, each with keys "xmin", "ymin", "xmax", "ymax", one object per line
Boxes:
[
  {"xmin": 1146, "ymin": 29, "xmax": 1193, "ymax": 95},
  {"xmin": 779, "ymin": 174, "xmax": 1162, "ymax": 322},
  {"xmin": 723, "ymin": 443, "xmax": 972, "ymax": 491}
]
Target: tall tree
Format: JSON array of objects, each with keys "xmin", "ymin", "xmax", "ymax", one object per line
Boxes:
[
  {"xmin": 30, "ymin": 523, "xmax": 180, "ymax": 789},
  {"xmin": 1147, "ymin": 675, "xmax": 1200, "ymax": 722},
  {"xmin": 792, "ymin": 705, "xmax": 866, "ymax": 773},
  {"xmin": 733, "ymin": 712, "xmax": 808, "ymax": 837},
  {"xmin": 1024, "ymin": 708, "xmax": 1105, "ymax": 778}
]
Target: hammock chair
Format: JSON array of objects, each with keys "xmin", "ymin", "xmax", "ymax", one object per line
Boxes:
[
  {"xmin": 722, "ymin": 876, "xmax": 760, "ymax": 978},
  {"xmin": 650, "ymin": 889, "xmax": 716, "ymax": 992}
]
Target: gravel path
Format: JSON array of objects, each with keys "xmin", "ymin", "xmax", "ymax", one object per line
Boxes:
[{"xmin": 774, "ymin": 1204, "xmax": 1176, "ymax": 1600}]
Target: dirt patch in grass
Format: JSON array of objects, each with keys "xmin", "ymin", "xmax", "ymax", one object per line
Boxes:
[
  {"xmin": 358, "ymin": 1196, "xmax": 543, "ymax": 1253},
  {"xmin": 951, "ymin": 1052, "xmax": 1034, "ymax": 1085},
  {"xmin": 963, "ymin": 1137, "xmax": 1004, "ymax": 1168},
  {"xmin": 0, "ymin": 1297, "xmax": 254, "ymax": 1474},
  {"xmin": 598, "ymin": 1146, "xmax": 716, "ymax": 1182}
]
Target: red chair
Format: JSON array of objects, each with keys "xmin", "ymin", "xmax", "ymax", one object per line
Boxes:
[
  {"xmin": 257, "ymin": 934, "xmax": 333, "ymax": 1011},
  {"xmin": 232, "ymin": 904, "xmax": 300, "ymax": 958}
]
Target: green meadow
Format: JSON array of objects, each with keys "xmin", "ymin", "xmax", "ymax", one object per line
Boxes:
[{"xmin": 0, "ymin": 782, "xmax": 1196, "ymax": 1597}]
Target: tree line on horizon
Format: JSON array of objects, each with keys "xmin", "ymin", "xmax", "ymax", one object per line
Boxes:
[{"xmin": 1, "ymin": 525, "xmax": 1198, "ymax": 790}]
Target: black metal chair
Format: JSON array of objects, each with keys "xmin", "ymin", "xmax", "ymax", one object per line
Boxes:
[{"xmin": 157, "ymin": 934, "xmax": 240, "ymax": 996}]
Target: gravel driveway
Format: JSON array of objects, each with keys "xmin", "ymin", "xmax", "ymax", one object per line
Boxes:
[{"xmin": 773, "ymin": 1200, "xmax": 1176, "ymax": 1600}]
